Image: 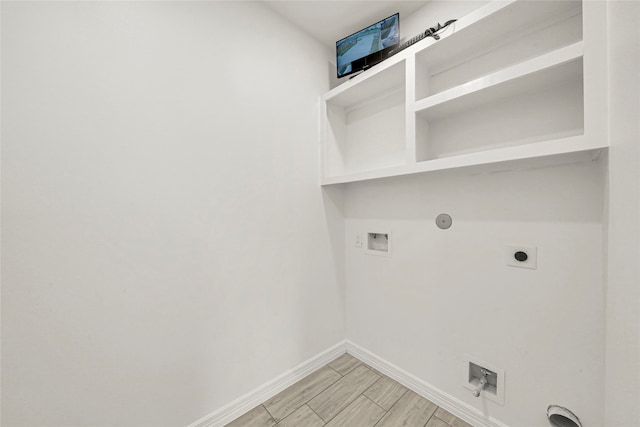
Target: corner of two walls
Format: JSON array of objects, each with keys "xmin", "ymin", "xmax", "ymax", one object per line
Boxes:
[
  {"xmin": 603, "ymin": 1, "xmax": 640, "ymax": 425},
  {"xmin": 321, "ymin": 184, "xmax": 348, "ymax": 336}
]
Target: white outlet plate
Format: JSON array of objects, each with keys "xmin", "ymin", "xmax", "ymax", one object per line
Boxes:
[{"xmin": 505, "ymin": 245, "xmax": 537, "ymax": 269}]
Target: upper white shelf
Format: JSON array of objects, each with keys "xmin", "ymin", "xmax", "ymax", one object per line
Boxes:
[
  {"xmin": 320, "ymin": 0, "xmax": 607, "ymax": 186},
  {"xmin": 322, "ymin": 136, "xmax": 605, "ymax": 185},
  {"xmin": 419, "ymin": 0, "xmax": 582, "ymax": 72},
  {"xmin": 324, "ymin": 0, "xmax": 582, "ymax": 105},
  {"xmin": 414, "ymin": 42, "xmax": 584, "ymax": 119},
  {"xmin": 324, "ymin": 57, "xmax": 405, "ymax": 109}
]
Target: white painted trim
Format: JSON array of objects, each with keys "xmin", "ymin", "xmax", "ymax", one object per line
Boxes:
[
  {"xmin": 321, "ymin": 140, "xmax": 604, "ymax": 185},
  {"xmin": 186, "ymin": 341, "xmax": 347, "ymax": 427},
  {"xmin": 345, "ymin": 341, "xmax": 509, "ymax": 427}
]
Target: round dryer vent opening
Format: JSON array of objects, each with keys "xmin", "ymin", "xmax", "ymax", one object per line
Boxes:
[{"xmin": 547, "ymin": 405, "xmax": 581, "ymax": 427}]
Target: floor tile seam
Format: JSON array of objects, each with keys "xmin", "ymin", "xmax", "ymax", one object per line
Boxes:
[
  {"xmin": 371, "ymin": 389, "xmax": 410, "ymax": 427},
  {"xmin": 314, "ymin": 364, "xmax": 380, "ymax": 408},
  {"xmin": 423, "ymin": 409, "xmax": 446, "ymax": 427},
  {"xmin": 361, "ymin": 363, "xmax": 384, "ymax": 377},
  {"xmin": 340, "ymin": 361, "xmax": 363, "ymax": 376},
  {"xmin": 260, "ymin": 404, "xmax": 277, "ymax": 426},
  {"xmin": 264, "ymin": 366, "xmax": 344, "ymax": 422},
  {"xmin": 326, "ymin": 364, "xmax": 345, "ymax": 377},
  {"xmin": 304, "ymin": 404, "xmax": 327, "ymax": 427},
  {"xmin": 313, "ymin": 389, "xmax": 371, "ymax": 425},
  {"xmin": 361, "ymin": 373, "xmax": 384, "ymax": 398},
  {"xmin": 271, "ymin": 404, "xmax": 320, "ymax": 427},
  {"xmin": 329, "ymin": 361, "xmax": 362, "ymax": 377},
  {"xmin": 434, "ymin": 414, "xmax": 453, "ymax": 426},
  {"xmin": 264, "ymin": 360, "xmax": 378, "ymax": 426},
  {"xmin": 360, "ymin": 392, "xmax": 389, "ymax": 415},
  {"xmin": 323, "ymin": 393, "xmax": 386, "ymax": 427},
  {"xmin": 314, "ymin": 395, "xmax": 358, "ymax": 424},
  {"xmin": 434, "ymin": 406, "xmax": 458, "ymax": 426},
  {"xmin": 316, "ymin": 361, "xmax": 442, "ymax": 427},
  {"xmin": 378, "ymin": 387, "xmax": 409, "ymax": 414},
  {"xmin": 269, "ymin": 403, "xmax": 299, "ymax": 427},
  {"xmin": 263, "ymin": 402, "xmax": 278, "ymax": 421},
  {"xmin": 343, "ymin": 355, "xmax": 382, "ymax": 375},
  {"xmin": 421, "ymin": 410, "xmax": 434, "ymax": 427},
  {"xmin": 357, "ymin": 363, "xmax": 381, "ymax": 382},
  {"xmin": 346, "ymin": 367, "xmax": 383, "ymax": 412},
  {"xmin": 361, "ymin": 374, "xmax": 406, "ymax": 410},
  {"xmin": 307, "ymin": 367, "xmax": 347, "ymax": 399}
]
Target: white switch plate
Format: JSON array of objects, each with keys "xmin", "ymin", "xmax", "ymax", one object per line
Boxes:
[
  {"xmin": 505, "ymin": 245, "xmax": 537, "ymax": 269},
  {"xmin": 354, "ymin": 233, "xmax": 363, "ymax": 247}
]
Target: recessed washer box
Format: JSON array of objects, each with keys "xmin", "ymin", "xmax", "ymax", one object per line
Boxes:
[
  {"xmin": 365, "ymin": 232, "xmax": 391, "ymax": 257},
  {"xmin": 463, "ymin": 354, "xmax": 505, "ymax": 405}
]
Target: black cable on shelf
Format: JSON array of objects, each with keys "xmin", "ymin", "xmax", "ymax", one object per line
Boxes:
[{"xmin": 387, "ymin": 19, "xmax": 457, "ymax": 58}]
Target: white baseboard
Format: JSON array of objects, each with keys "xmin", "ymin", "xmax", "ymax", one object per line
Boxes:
[
  {"xmin": 345, "ymin": 341, "xmax": 509, "ymax": 427},
  {"xmin": 186, "ymin": 339, "xmax": 508, "ymax": 427},
  {"xmin": 186, "ymin": 341, "xmax": 347, "ymax": 427}
]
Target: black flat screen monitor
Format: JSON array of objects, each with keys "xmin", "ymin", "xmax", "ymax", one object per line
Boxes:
[{"xmin": 336, "ymin": 13, "xmax": 399, "ymax": 79}]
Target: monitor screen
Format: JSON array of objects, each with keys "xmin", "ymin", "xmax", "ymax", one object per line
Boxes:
[{"xmin": 336, "ymin": 13, "xmax": 399, "ymax": 78}]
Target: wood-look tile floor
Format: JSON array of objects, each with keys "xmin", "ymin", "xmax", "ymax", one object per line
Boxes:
[{"xmin": 225, "ymin": 354, "xmax": 474, "ymax": 427}]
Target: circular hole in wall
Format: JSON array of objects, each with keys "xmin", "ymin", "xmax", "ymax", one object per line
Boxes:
[
  {"xmin": 547, "ymin": 405, "xmax": 581, "ymax": 427},
  {"xmin": 435, "ymin": 213, "xmax": 452, "ymax": 230}
]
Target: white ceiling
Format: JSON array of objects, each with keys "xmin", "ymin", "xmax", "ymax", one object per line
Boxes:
[{"xmin": 264, "ymin": 1, "xmax": 429, "ymax": 48}]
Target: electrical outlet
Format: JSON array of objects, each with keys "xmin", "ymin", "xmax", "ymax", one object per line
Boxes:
[{"xmin": 506, "ymin": 245, "xmax": 537, "ymax": 269}]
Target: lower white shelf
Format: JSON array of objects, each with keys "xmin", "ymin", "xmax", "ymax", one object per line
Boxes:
[{"xmin": 320, "ymin": 136, "xmax": 607, "ymax": 186}]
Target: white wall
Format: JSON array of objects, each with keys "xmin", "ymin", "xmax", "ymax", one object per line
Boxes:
[
  {"xmin": 342, "ymin": 9, "xmax": 608, "ymax": 422},
  {"xmin": 1, "ymin": 2, "xmax": 344, "ymax": 426},
  {"xmin": 344, "ymin": 160, "xmax": 605, "ymax": 426},
  {"xmin": 3, "ymin": 2, "xmax": 638, "ymax": 427},
  {"xmin": 604, "ymin": 1, "xmax": 640, "ymax": 425},
  {"xmin": 342, "ymin": 2, "xmax": 630, "ymax": 425}
]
